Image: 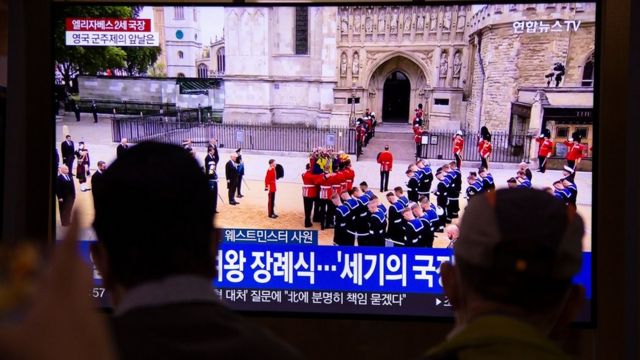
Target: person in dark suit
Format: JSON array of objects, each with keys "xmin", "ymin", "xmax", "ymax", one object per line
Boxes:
[
  {"xmin": 91, "ymin": 100, "xmax": 98, "ymax": 123},
  {"xmin": 73, "ymin": 100, "xmax": 81, "ymax": 122},
  {"xmin": 90, "ymin": 142, "xmax": 301, "ymax": 360},
  {"xmin": 91, "ymin": 161, "xmax": 106, "ymax": 198},
  {"xmin": 56, "ymin": 165, "xmax": 75, "ymax": 226},
  {"xmin": 225, "ymin": 153, "xmax": 240, "ymax": 205},
  {"xmin": 116, "ymin": 138, "xmax": 129, "ymax": 159},
  {"xmin": 61, "ymin": 135, "xmax": 75, "ymax": 175}
]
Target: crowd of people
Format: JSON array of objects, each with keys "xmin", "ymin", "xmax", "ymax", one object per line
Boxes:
[{"xmin": 32, "ymin": 142, "xmax": 589, "ymax": 360}]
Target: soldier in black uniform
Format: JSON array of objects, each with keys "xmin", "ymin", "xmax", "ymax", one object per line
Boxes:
[
  {"xmin": 465, "ymin": 172, "xmax": 484, "ymax": 199},
  {"xmin": 204, "ymin": 148, "xmax": 219, "ymax": 213},
  {"xmin": 400, "ymin": 206, "xmax": 427, "ymax": 247},
  {"xmin": 411, "ymin": 203, "xmax": 434, "ymax": 248},
  {"xmin": 434, "ymin": 168, "xmax": 450, "ymax": 225},
  {"xmin": 332, "ymin": 193, "xmax": 352, "ymax": 246},
  {"xmin": 405, "ymin": 168, "xmax": 420, "ymax": 202},
  {"xmin": 385, "ymin": 192, "xmax": 405, "ymax": 246},
  {"xmin": 416, "ymin": 160, "xmax": 434, "ymax": 196},
  {"xmin": 447, "ymin": 161, "xmax": 462, "ymax": 218},
  {"xmin": 367, "ymin": 196, "xmax": 386, "ymax": 247}
]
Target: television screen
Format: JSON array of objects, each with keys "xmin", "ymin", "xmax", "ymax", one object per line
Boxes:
[{"xmin": 53, "ymin": 2, "xmax": 596, "ymax": 320}]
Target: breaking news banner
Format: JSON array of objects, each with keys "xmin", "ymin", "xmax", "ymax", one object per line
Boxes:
[
  {"xmin": 65, "ymin": 18, "xmax": 158, "ymax": 47},
  {"xmin": 75, "ymin": 239, "xmax": 592, "ymax": 317}
]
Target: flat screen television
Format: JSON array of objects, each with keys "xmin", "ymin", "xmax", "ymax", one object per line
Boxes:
[{"xmin": 53, "ymin": 1, "xmax": 597, "ymax": 322}]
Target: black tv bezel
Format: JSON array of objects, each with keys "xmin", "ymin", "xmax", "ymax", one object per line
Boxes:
[{"xmin": 50, "ymin": 0, "xmax": 599, "ymax": 327}]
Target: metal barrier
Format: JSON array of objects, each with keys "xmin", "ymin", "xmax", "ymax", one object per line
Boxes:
[
  {"xmin": 417, "ymin": 130, "xmax": 533, "ymax": 163},
  {"xmin": 112, "ymin": 118, "xmax": 357, "ymax": 155}
]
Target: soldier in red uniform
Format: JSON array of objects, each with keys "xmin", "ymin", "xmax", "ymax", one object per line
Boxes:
[
  {"xmin": 376, "ymin": 145, "xmax": 394, "ymax": 192},
  {"xmin": 318, "ymin": 172, "xmax": 335, "ymax": 230},
  {"xmin": 452, "ymin": 130, "xmax": 464, "ymax": 169},
  {"xmin": 343, "ymin": 160, "xmax": 355, "ymax": 192},
  {"xmin": 564, "ymin": 137, "xmax": 586, "ymax": 170},
  {"xmin": 535, "ymin": 131, "xmax": 554, "ymax": 173},
  {"xmin": 302, "ymin": 164, "xmax": 326, "ymax": 228},
  {"xmin": 264, "ymin": 159, "xmax": 278, "ymax": 218},
  {"xmin": 413, "ymin": 124, "xmax": 424, "ymax": 161},
  {"xmin": 356, "ymin": 119, "xmax": 366, "ymax": 156},
  {"xmin": 480, "ymin": 135, "xmax": 493, "ymax": 170}
]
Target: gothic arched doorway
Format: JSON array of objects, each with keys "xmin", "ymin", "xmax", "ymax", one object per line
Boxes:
[{"xmin": 382, "ymin": 71, "xmax": 410, "ymax": 122}]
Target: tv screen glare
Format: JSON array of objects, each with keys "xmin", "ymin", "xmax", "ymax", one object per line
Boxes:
[{"xmin": 53, "ymin": 2, "xmax": 596, "ymax": 320}]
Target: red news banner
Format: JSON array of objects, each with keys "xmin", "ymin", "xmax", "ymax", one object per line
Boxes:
[{"xmin": 65, "ymin": 18, "xmax": 158, "ymax": 47}]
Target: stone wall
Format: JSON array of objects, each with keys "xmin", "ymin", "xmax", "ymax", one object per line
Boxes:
[
  {"xmin": 223, "ymin": 7, "xmax": 338, "ymax": 126},
  {"xmin": 77, "ymin": 76, "xmax": 222, "ymax": 110},
  {"xmin": 465, "ymin": 3, "xmax": 596, "ymax": 132}
]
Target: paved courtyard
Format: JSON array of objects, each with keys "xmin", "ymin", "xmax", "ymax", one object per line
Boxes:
[{"xmin": 56, "ymin": 113, "xmax": 593, "ymax": 251}]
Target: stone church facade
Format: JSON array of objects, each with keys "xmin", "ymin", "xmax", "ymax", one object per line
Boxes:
[{"xmin": 221, "ymin": 3, "xmax": 596, "ymax": 146}]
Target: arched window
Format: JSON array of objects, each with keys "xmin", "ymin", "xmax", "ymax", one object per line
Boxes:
[
  {"xmin": 217, "ymin": 47, "xmax": 225, "ymax": 74},
  {"xmin": 178, "ymin": 50, "xmax": 184, "ymax": 59},
  {"xmin": 582, "ymin": 53, "xmax": 594, "ymax": 87},
  {"xmin": 177, "ymin": 73, "xmax": 185, "ymax": 78},
  {"xmin": 198, "ymin": 64, "xmax": 208, "ymax": 78}
]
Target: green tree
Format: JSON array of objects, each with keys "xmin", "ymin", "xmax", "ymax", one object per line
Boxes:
[
  {"xmin": 54, "ymin": 5, "xmax": 160, "ymax": 89},
  {"xmin": 123, "ymin": 46, "xmax": 162, "ymax": 76}
]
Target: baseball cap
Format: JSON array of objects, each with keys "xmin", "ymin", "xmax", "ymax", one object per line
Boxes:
[{"xmin": 455, "ymin": 188, "xmax": 583, "ymax": 281}]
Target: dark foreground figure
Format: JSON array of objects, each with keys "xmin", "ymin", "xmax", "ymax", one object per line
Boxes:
[
  {"xmin": 424, "ymin": 189, "xmax": 585, "ymax": 360},
  {"xmin": 91, "ymin": 142, "xmax": 302, "ymax": 360}
]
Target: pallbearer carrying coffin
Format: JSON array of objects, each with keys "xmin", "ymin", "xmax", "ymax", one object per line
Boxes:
[{"xmin": 302, "ymin": 164, "xmax": 325, "ymax": 228}]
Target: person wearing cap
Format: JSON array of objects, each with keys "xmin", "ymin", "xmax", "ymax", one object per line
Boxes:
[
  {"xmin": 452, "ymin": 130, "xmax": 464, "ymax": 169},
  {"xmin": 370, "ymin": 111, "xmax": 377, "ymax": 137},
  {"xmin": 434, "ymin": 168, "xmax": 450, "ymax": 225},
  {"xmin": 264, "ymin": 159, "xmax": 278, "ymax": 219},
  {"xmin": 563, "ymin": 136, "xmax": 586, "ymax": 170},
  {"xmin": 302, "ymin": 163, "xmax": 326, "ymax": 228},
  {"xmin": 562, "ymin": 165, "xmax": 576, "ymax": 182},
  {"xmin": 386, "ymin": 192, "xmax": 406, "ymax": 246},
  {"xmin": 535, "ymin": 131, "xmax": 554, "ymax": 173},
  {"xmin": 377, "ymin": 145, "xmax": 394, "ymax": 192},
  {"xmin": 425, "ymin": 189, "xmax": 585, "ymax": 360},
  {"xmin": 413, "ymin": 124, "xmax": 425, "ymax": 160},
  {"xmin": 355, "ymin": 119, "xmax": 365, "ymax": 156},
  {"xmin": 480, "ymin": 134, "xmax": 493, "ymax": 170}
]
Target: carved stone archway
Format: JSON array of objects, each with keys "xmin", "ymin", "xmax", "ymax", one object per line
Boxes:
[{"xmin": 365, "ymin": 54, "xmax": 431, "ymax": 124}]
